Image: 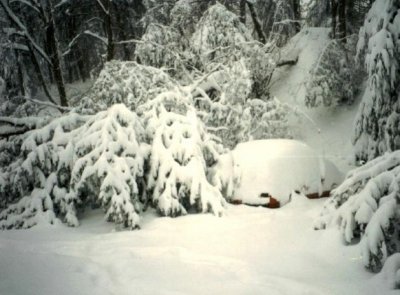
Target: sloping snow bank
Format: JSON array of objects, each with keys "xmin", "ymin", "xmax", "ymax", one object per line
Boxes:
[
  {"xmin": 212, "ymin": 139, "xmax": 343, "ymax": 205},
  {"xmin": 270, "ymin": 28, "xmax": 359, "ymax": 173}
]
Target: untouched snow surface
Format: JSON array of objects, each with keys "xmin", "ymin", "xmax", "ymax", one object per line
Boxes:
[{"xmin": 0, "ymin": 197, "xmax": 395, "ymax": 295}]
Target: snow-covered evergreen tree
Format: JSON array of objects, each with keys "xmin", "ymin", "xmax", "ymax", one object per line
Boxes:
[
  {"xmin": 0, "ymin": 105, "xmax": 148, "ymax": 229},
  {"xmin": 138, "ymin": 88, "xmax": 225, "ymax": 217},
  {"xmin": 305, "ymin": 38, "xmax": 360, "ymax": 108},
  {"xmin": 315, "ymin": 151, "xmax": 400, "ymax": 272},
  {"xmin": 353, "ymin": 0, "xmax": 400, "ymax": 162}
]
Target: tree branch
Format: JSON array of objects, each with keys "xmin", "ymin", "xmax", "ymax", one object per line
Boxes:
[{"xmin": 0, "ymin": 0, "xmax": 52, "ymax": 65}]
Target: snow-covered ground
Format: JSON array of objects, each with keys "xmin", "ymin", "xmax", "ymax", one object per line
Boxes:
[{"xmin": 1, "ymin": 197, "xmax": 394, "ymax": 295}]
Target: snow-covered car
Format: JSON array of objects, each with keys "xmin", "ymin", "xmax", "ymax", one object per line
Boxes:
[{"xmin": 211, "ymin": 139, "xmax": 344, "ymax": 208}]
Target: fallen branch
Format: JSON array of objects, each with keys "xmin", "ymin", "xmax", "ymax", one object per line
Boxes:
[{"xmin": 276, "ymin": 56, "xmax": 299, "ymax": 67}]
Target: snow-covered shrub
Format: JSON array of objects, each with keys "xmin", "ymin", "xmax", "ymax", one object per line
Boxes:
[
  {"xmin": 136, "ymin": 24, "xmax": 189, "ymax": 73},
  {"xmin": 353, "ymin": 0, "xmax": 400, "ymax": 162},
  {"xmin": 244, "ymin": 44, "xmax": 278, "ymax": 98},
  {"xmin": 0, "ymin": 104, "xmax": 149, "ymax": 229},
  {"xmin": 139, "ymin": 88, "xmax": 225, "ymax": 217},
  {"xmin": 86, "ymin": 61, "xmax": 177, "ymax": 111},
  {"xmin": 170, "ymin": 0, "xmax": 209, "ymax": 37},
  {"xmin": 142, "ymin": 0, "xmax": 176, "ymax": 26},
  {"xmin": 305, "ymin": 39, "xmax": 360, "ymax": 108},
  {"xmin": 193, "ymin": 61, "xmax": 290, "ymax": 149},
  {"xmin": 315, "ymin": 151, "xmax": 400, "ymax": 272},
  {"xmin": 190, "ymin": 3, "xmax": 278, "ymax": 98},
  {"xmin": 240, "ymin": 98, "xmax": 291, "ymax": 142},
  {"xmin": 190, "ymin": 3, "xmax": 252, "ymax": 69},
  {"xmin": 268, "ymin": 0, "xmax": 299, "ymax": 47}
]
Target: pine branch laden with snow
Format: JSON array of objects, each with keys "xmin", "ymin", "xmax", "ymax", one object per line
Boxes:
[
  {"xmin": 0, "ymin": 113, "xmax": 88, "ymax": 229},
  {"xmin": 315, "ymin": 151, "xmax": 400, "ymax": 272},
  {"xmin": 0, "ymin": 104, "xmax": 149, "ymax": 229},
  {"xmin": 71, "ymin": 105, "xmax": 149, "ymax": 229},
  {"xmin": 353, "ymin": 0, "xmax": 400, "ymax": 162},
  {"xmin": 305, "ymin": 38, "xmax": 361, "ymax": 108},
  {"xmin": 139, "ymin": 89, "xmax": 225, "ymax": 217}
]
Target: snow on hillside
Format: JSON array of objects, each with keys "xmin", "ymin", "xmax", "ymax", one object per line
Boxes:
[
  {"xmin": 270, "ymin": 28, "xmax": 360, "ymax": 173},
  {"xmin": 0, "ymin": 198, "xmax": 395, "ymax": 295}
]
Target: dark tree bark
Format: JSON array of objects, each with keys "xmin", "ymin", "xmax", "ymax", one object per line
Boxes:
[
  {"xmin": 27, "ymin": 43, "xmax": 56, "ymax": 105},
  {"xmin": 246, "ymin": 0, "xmax": 266, "ymax": 44},
  {"xmin": 331, "ymin": 0, "xmax": 347, "ymax": 42},
  {"xmin": 338, "ymin": 0, "xmax": 346, "ymax": 42},
  {"xmin": 45, "ymin": 0, "xmax": 68, "ymax": 106},
  {"xmin": 239, "ymin": 0, "xmax": 246, "ymax": 24},
  {"xmin": 292, "ymin": 0, "xmax": 301, "ymax": 32},
  {"xmin": 331, "ymin": 0, "xmax": 338, "ymax": 39},
  {"xmin": 103, "ymin": 0, "xmax": 115, "ymax": 61},
  {"xmin": 16, "ymin": 53, "xmax": 25, "ymax": 96}
]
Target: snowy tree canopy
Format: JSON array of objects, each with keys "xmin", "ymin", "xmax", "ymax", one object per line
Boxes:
[{"xmin": 353, "ymin": 0, "xmax": 400, "ymax": 162}]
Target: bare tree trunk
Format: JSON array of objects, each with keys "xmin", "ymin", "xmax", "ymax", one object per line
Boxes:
[
  {"xmin": 240, "ymin": 0, "xmax": 246, "ymax": 24},
  {"xmin": 338, "ymin": 0, "xmax": 346, "ymax": 42},
  {"xmin": 104, "ymin": 0, "xmax": 115, "ymax": 61},
  {"xmin": 115, "ymin": 5, "xmax": 130, "ymax": 60},
  {"xmin": 331, "ymin": 0, "xmax": 338, "ymax": 39},
  {"xmin": 45, "ymin": 0, "xmax": 68, "ymax": 107},
  {"xmin": 292, "ymin": 0, "xmax": 301, "ymax": 32},
  {"xmin": 27, "ymin": 43, "xmax": 56, "ymax": 105},
  {"xmin": 16, "ymin": 53, "xmax": 25, "ymax": 96},
  {"xmin": 246, "ymin": 0, "xmax": 266, "ymax": 44}
]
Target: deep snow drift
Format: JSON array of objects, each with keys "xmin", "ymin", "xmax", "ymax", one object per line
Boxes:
[{"xmin": 0, "ymin": 197, "xmax": 395, "ymax": 295}]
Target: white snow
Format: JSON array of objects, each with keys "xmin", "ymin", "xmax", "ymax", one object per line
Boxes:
[
  {"xmin": 213, "ymin": 139, "xmax": 343, "ymax": 206},
  {"xmin": 1, "ymin": 198, "xmax": 396, "ymax": 295}
]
